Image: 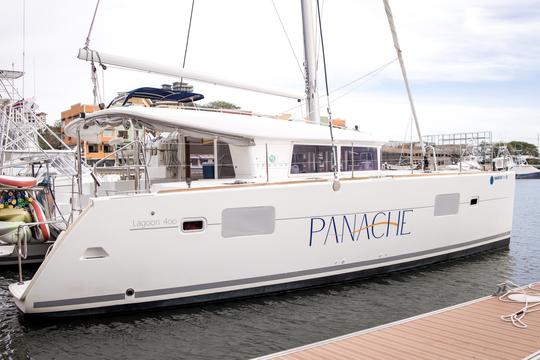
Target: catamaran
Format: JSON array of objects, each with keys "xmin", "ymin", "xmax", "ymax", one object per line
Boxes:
[{"xmin": 9, "ymin": 0, "xmax": 514, "ymax": 317}]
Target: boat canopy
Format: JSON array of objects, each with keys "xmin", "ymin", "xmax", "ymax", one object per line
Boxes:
[
  {"xmin": 109, "ymin": 87, "xmax": 204, "ymax": 107},
  {"xmin": 64, "ymin": 106, "xmax": 385, "ymax": 146}
]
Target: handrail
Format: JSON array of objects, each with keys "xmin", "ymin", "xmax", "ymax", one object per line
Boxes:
[
  {"xmin": 16, "ymin": 219, "xmax": 65, "ymax": 284},
  {"xmin": 92, "ymin": 139, "xmax": 150, "ymax": 196}
]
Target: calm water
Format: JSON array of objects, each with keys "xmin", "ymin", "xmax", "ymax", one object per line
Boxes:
[{"xmin": 1, "ymin": 180, "xmax": 539, "ymax": 359}]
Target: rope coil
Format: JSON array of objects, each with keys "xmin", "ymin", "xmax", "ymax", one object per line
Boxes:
[{"xmin": 497, "ymin": 281, "xmax": 540, "ymax": 329}]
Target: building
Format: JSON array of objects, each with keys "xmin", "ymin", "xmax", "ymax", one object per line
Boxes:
[
  {"xmin": 60, "ymin": 103, "xmax": 122, "ymax": 166},
  {"xmin": 60, "ymin": 103, "xmax": 99, "ymax": 146}
]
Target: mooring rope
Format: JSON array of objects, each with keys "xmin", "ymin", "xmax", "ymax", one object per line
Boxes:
[{"xmin": 496, "ymin": 280, "xmax": 540, "ymax": 329}]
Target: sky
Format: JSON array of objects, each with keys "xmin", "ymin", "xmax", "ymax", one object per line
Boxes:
[{"xmin": 1, "ymin": 0, "xmax": 539, "ymax": 144}]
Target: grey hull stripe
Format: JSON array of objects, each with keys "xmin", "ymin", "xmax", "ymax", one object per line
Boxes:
[
  {"xmin": 33, "ymin": 231, "xmax": 510, "ymax": 309},
  {"xmin": 34, "ymin": 293, "xmax": 124, "ymax": 308}
]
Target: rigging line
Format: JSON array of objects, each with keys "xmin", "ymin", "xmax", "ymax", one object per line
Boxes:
[
  {"xmin": 270, "ymin": 0, "xmax": 304, "ymax": 78},
  {"xmin": 327, "ymin": 58, "xmax": 396, "ymax": 106},
  {"xmin": 315, "ymin": 0, "xmax": 337, "ymax": 181},
  {"xmin": 85, "ymin": 0, "xmax": 101, "ymax": 49},
  {"xmin": 278, "ymin": 58, "xmax": 396, "ymax": 114},
  {"xmin": 314, "ymin": 0, "xmax": 325, "ymax": 74},
  {"xmin": 181, "ymin": 0, "xmax": 196, "ymax": 72},
  {"xmin": 332, "ymin": 57, "xmax": 397, "ymax": 94}
]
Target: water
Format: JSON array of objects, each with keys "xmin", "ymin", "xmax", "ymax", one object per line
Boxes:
[{"xmin": 1, "ymin": 180, "xmax": 539, "ymax": 359}]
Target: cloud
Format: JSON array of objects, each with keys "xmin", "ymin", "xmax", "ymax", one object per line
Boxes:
[{"xmin": 1, "ymin": 0, "xmax": 539, "ymax": 143}]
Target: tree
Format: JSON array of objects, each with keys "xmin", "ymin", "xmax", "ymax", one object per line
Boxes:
[
  {"xmin": 506, "ymin": 141, "xmax": 539, "ymax": 157},
  {"xmin": 202, "ymin": 101, "xmax": 240, "ymax": 110},
  {"xmin": 38, "ymin": 119, "xmax": 64, "ymax": 150}
]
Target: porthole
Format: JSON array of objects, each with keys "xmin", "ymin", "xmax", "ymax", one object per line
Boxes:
[
  {"xmin": 182, "ymin": 219, "xmax": 205, "ymax": 232},
  {"xmin": 470, "ymin": 197, "xmax": 479, "ymax": 206}
]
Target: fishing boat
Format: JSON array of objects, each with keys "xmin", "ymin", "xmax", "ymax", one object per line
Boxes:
[
  {"xmin": 492, "ymin": 146, "xmax": 540, "ymax": 179},
  {"xmin": 9, "ymin": 0, "xmax": 515, "ymax": 317}
]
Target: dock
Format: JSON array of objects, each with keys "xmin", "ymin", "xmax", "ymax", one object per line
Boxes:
[{"xmin": 257, "ymin": 283, "xmax": 540, "ymax": 360}]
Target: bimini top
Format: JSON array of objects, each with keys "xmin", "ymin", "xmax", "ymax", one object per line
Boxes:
[
  {"xmin": 109, "ymin": 87, "xmax": 204, "ymax": 107},
  {"xmin": 64, "ymin": 106, "xmax": 385, "ymax": 145}
]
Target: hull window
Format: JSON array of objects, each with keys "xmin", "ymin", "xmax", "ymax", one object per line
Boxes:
[
  {"xmin": 434, "ymin": 193, "xmax": 460, "ymax": 216},
  {"xmin": 182, "ymin": 219, "xmax": 205, "ymax": 232},
  {"xmin": 222, "ymin": 206, "xmax": 275, "ymax": 238}
]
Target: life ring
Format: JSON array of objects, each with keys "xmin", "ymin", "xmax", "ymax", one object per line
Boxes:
[
  {"xmin": 29, "ymin": 200, "xmax": 50, "ymax": 242},
  {"xmin": 0, "ymin": 175, "xmax": 37, "ymax": 188}
]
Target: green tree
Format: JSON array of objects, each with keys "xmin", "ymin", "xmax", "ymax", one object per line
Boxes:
[
  {"xmin": 506, "ymin": 141, "xmax": 539, "ymax": 157},
  {"xmin": 38, "ymin": 119, "xmax": 64, "ymax": 150},
  {"xmin": 202, "ymin": 101, "xmax": 240, "ymax": 110}
]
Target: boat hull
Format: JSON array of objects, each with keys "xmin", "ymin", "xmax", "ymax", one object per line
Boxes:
[
  {"xmin": 19, "ymin": 236, "xmax": 509, "ymax": 318},
  {"xmin": 10, "ymin": 171, "xmax": 515, "ymax": 317},
  {"xmin": 516, "ymin": 172, "xmax": 540, "ymax": 179}
]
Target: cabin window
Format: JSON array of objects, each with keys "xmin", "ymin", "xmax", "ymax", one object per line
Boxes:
[
  {"xmin": 118, "ymin": 130, "xmax": 129, "ymax": 139},
  {"xmin": 103, "ymin": 129, "xmax": 114, "ymax": 137},
  {"xmin": 340, "ymin": 146, "xmax": 378, "ymax": 171},
  {"xmin": 103, "ymin": 144, "xmax": 114, "ymax": 153},
  {"xmin": 222, "ymin": 206, "xmax": 275, "ymax": 238},
  {"xmin": 291, "ymin": 145, "xmax": 335, "ymax": 174}
]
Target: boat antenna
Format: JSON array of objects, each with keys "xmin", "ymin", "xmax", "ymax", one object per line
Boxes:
[
  {"xmin": 315, "ymin": 0, "xmax": 339, "ymax": 190},
  {"xmin": 180, "ymin": 0, "xmax": 196, "ymax": 85},
  {"xmin": 22, "ymin": 0, "xmax": 26, "ymax": 100},
  {"xmin": 382, "ymin": 0, "xmax": 426, "ymax": 161}
]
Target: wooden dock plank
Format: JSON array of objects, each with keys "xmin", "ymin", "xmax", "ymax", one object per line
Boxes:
[
  {"xmin": 388, "ymin": 324, "xmax": 497, "ymax": 360},
  {"xmin": 405, "ymin": 319, "xmax": 527, "ymax": 358},
  {"xmin": 257, "ymin": 289, "xmax": 540, "ymax": 360}
]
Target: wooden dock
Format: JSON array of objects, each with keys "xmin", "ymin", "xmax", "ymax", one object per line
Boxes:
[{"xmin": 257, "ymin": 284, "xmax": 540, "ymax": 360}]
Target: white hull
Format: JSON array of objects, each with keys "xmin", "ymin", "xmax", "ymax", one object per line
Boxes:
[
  {"xmin": 511, "ymin": 165, "xmax": 540, "ymax": 179},
  {"xmin": 10, "ymin": 171, "xmax": 514, "ymax": 316}
]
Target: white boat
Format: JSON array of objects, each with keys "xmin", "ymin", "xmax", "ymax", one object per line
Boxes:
[
  {"xmin": 492, "ymin": 147, "xmax": 540, "ymax": 179},
  {"xmin": 9, "ymin": 0, "xmax": 515, "ymax": 317},
  {"xmin": 444, "ymin": 155, "xmax": 483, "ymax": 172}
]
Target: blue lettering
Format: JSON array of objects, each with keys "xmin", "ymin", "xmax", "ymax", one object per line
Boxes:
[
  {"xmin": 386, "ymin": 211, "xmax": 392, "ymax": 237},
  {"xmin": 357, "ymin": 214, "xmax": 371, "ymax": 240},
  {"xmin": 341, "ymin": 215, "xmax": 356, "ymax": 242},
  {"xmin": 324, "ymin": 216, "xmax": 339, "ymax": 244},
  {"xmin": 400, "ymin": 209, "xmax": 413, "ymax": 235},
  {"xmin": 395, "ymin": 211, "xmax": 401, "ymax": 236},
  {"xmin": 371, "ymin": 212, "xmax": 386, "ymax": 239},
  {"xmin": 309, "ymin": 217, "xmax": 325, "ymax": 246}
]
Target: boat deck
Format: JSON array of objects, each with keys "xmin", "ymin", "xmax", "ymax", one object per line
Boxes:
[{"xmin": 257, "ymin": 284, "xmax": 540, "ymax": 360}]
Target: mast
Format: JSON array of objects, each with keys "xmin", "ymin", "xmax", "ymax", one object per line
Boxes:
[
  {"xmin": 300, "ymin": 0, "xmax": 320, "ymax": 125},
  {"xmin": 383, "ymin": 0, "xmax": 425, "ymax": 156}
]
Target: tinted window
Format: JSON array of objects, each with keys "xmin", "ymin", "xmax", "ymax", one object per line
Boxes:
[
  {"xmin": 291, "ymin": 145, "xmax": 335, "ymax": 174},
  {"xmin": 341, "ymin": 146, "xmax": 378, "ymax": 171},
  {"xmin": 182, "ymin": 220, "xmax": 204, "ymax": 232}
]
